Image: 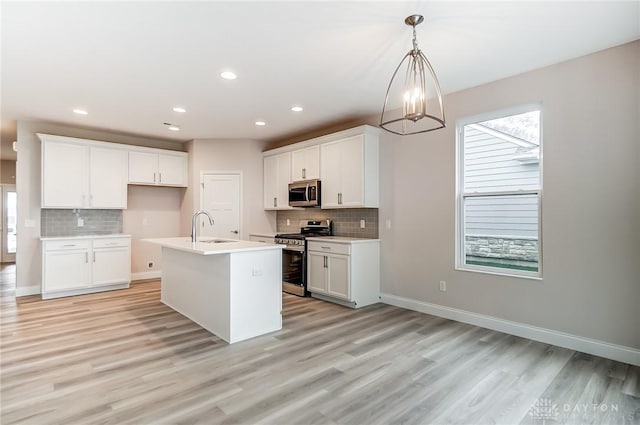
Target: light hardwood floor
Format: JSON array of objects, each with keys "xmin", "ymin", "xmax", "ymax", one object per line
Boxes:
[{"xmin": 1, "ymin": 273, "xmax": 639, "ymax": 425}]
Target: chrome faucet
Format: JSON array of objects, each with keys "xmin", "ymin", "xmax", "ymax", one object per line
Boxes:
[{"xmin": 191, "ymin": 210, "xmax": 214, "ymax": 243}]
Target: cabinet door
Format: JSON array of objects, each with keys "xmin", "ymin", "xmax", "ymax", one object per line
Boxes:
[
  {"xmin": 89, "ymin": 147, "xmax": 127, "ymax": 208},
  {"xmin": 42, "ymin": 141, "xmax": 88, "ymax": 208},
  {"xmin": 158, "ymin": 154, "xmax": 187, "ymax": 186},
  {"xmin": 44, "ymin": 250, "xmax": 91, "ymax": 292},
  {"xmin": 291, "ymin": 145, "xmax": 320, "ymax": 181},
  {"xmin": 263, "ymin": 152, "xmax": 291, "ymax": 209},
  {"xmin": 320, "ymin": 141, "xmax": 343, "ymax": 208},
  {"xmin": 128, "ymin": 151, "xmax": 158, "ymax": 184},
  {"xmin": 92, "ymin": 247, "xmax": 131, "ymax": 286},
  {"xmin": 337, "ymin": 136, "xmax": 364, "ymax": 207},
  {"xmin": 263, "ymin": 155, "xmax": 278, "ymax": 209},
  {"xmin": 327, "ymin": 253, "xmax": 350, "ymax": 300},
  {"xmin": 307, "ymin": 252, "xmax": 328, "ymax": 294}
]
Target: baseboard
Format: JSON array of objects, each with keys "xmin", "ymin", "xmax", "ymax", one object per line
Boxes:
[
  {"xmin": 16, "ymin": 285, "xmax": 41, "ymax": 297},
  {"xmin": 380, "ymin": 292, "xmax": 640, "ymax": 367},
  {"xmin": 131, "ymin": 271, "xmax": 161, "ymax": 281}
]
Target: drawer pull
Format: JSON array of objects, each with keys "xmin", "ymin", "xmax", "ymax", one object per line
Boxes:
[
  {"xmin": 63, "ymin": 244, "xmax": 76, "ymax": 247},
  {"xmin": 321, "ymin": 246, "xmax": 331, "ymax": 250}
]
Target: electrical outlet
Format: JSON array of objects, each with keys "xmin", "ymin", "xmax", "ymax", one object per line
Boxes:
[
  {"xmin": 386, "ymin": 219, "xmax": 392, "ymax": 230},
  {"xmin": 147, "ymin": 261, "xmax": 154, "ymax": 269},
  {"xmin": 439, "ymin": 281, "xmax": 447, "ymax": 292},
  {"xmin": 77, "ymin": 218, "xmax": 84, "ymax": 227},
  {"xmin": 360, "ymin": 219, "xmax": 366, "ymax": 229},
  {"xmin": 286, "ymin": 219, "xmax": 290, "ymax": 226}
]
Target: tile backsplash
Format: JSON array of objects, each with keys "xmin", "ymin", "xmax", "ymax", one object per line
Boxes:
[
  {"xmin": 277, "ymin": 208, "xmax": 378, "ymax": 238},
  {"xmin": 41, "ymin": 209, "xmax": 123, "ymax": 237}
]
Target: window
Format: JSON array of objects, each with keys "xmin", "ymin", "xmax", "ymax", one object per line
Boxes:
[{"xmin": 456, "ymin": 106, "xmax": 542, "ymax": 277}]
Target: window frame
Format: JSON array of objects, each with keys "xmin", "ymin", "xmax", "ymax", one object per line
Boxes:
[{"xmin": 455, "ymin": 104, "xmax": 543, "ymax": 279}]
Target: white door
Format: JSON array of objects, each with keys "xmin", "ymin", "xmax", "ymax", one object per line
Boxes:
[
  {"xmin": 201, "ymin": 173, "xmax": 241, "ymax": 239},
  {"xmin": 2, "ymin": 185, "xmax": 17, "ymax": 263}
]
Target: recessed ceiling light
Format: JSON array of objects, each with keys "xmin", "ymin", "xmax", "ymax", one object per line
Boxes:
[
  {"xmin": 220, "ymin": 71, "xmax": 237, "ymax": 80},
  {"xmin": 255, "ymin": 121, "xmax": 266, "ymax": 126},
  {"xmin": 291, "ymin": 106, "xmax": 303, "ymax": 112},
  {"xmin": 173, "ymin": 107, "xmax": 186, "ymax": 113},
  {"xmin": 73, "ymin": 109, "xmax": 88, "ymax": 115},
  {"xmin": 168, "ymin": 126, "xmax": 180, "ymax": 131}
]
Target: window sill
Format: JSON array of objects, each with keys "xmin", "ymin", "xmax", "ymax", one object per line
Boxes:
[{"xmin": 455, "ymin": 265, "xmax": 543, "ymax": 281}]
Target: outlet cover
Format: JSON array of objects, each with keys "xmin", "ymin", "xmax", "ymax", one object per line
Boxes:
[
  {"xmin": 360, "ymin": 219, "xmax": 366, "ymax": 229},
  {"xmin": 439, "ymin": 281, "xmax": 447, "ymax": 292}
]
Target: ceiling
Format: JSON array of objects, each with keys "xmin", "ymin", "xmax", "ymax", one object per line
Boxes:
[{"xmin": 2, "ymin": 1, "xmax": 639, "ymax": 160}]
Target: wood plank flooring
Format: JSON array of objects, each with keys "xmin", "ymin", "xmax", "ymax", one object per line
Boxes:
[{"xmin": 1, "ymin": 274, "xmax": 639, "ymax": 424}]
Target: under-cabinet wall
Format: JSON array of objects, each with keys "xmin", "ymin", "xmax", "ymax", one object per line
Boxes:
[
  {"xmin": 276, "ymin": 208, "xmax": 378, "ymax": 239},
  {"xmin": 41, "ymin": 209, "xmax": 122, "ymax": 237}
]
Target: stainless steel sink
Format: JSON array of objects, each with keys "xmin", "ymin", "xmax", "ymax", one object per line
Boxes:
[{"xmin": 199, "ymin": 239, "xmax": 234, "ymax": 244}]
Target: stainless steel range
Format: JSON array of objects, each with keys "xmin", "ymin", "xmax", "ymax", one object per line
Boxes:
[{"xmin": 275, "ymin": 220, "xmax": 332, "ymax": 296}]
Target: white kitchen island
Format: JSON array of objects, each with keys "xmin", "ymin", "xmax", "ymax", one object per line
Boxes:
[{"xmin": 143, "ymin": 237, "xmax": 283, "ymax": 344}]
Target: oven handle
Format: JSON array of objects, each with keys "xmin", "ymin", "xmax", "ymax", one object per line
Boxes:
[{"xmin": 282, "ymin": 246, "xmax": 305, "ymax": 253}]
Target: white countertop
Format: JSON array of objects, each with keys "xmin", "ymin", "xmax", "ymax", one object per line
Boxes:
[
  {"xmin": 249, "ymin": 232, "xmax": 276, "ymax": 238},
  {"xmin": 143, "ymin": 237, "xmax": 284, "ymax": 256},
  {"xmin": 306, "ymin": 236, "xmax": 380, "ymax": 244},
  {"xmin": 41, "ymin": 234, "xmax": 132, "ymax": 241}
]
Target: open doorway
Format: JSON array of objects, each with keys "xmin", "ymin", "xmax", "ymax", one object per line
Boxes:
[{"xmin": 2, "ymin": 184, "xmax": 17, "ymax": 263}]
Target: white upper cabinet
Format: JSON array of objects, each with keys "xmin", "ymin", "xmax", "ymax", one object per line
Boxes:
[
  {"xmin": 263, "ymin": 152, "xmax": 292, "ymax": 210},
  {"xmin": 90, "ymin": 147, "xmax": 128, "ymax": 208},
  {"xmin": 320, "ymin": 134, "xmax": 379, "ymax": 208},
  {"xmin": 263, "ymin": 125, "xmax": 379, "ymax": 210},
  {"xmin": 42, "ymin": 140, "xmax": 87, "ymax": 208},
  {"xmin": 41, "ymin": 136, "xmax": 127, "ymax": 209},
  {"xmin": 128, "ymin": 151, "xmax": 187, "ymax": 187},
  {"xmin": 291, "ymin": 145, "xmax": 320, "ymax": 181}
]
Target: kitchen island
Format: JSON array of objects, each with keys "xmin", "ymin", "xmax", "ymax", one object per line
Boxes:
[{"xmin": 143, "ymin": 237, "xmax": 283, "ymax": 344}]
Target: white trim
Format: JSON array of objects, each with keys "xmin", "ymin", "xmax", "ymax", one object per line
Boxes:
[
  {"xmin": 16, "ymin": 285, "xmax": 40, "ymax": 297},
  {"xmin": 380, "ymin": 292, "xmax": 640, "ymax": 367},
  {"xmin": 131, "ymin": 271, "xmax": 161, "ymax": 281},
  {"xmin": 455, "ymin": 104, "xmax": 544, "ymax": 279}
]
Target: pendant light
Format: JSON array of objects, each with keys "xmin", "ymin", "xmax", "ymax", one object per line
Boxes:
[{"xmin": 380, "ymin": 14, "xmax": 445, "ymax": 135}]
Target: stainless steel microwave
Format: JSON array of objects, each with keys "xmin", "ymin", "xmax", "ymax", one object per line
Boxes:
[{"xmin": 288, "ymin": 179, "xmax": 321, "ymax": 207}]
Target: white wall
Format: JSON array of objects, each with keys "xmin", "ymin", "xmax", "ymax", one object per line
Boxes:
[
  {"xmin": 15, "ymin": 120, "xmax": 185, "ymax": 293},
  {"xmin": 123, "ymin": 185, "xmax": 184, "ymax": 278},
  {"xmin": 180, "ymin": 138, "xmax": 276, "ymax": 238},
  {"xmin": 379, "ymin": 41, "xmax": 640, "ymax": 350}
]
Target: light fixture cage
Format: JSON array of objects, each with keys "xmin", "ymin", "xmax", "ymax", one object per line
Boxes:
[{"xmin": 380, "ymin": 14, "xmax": 445, "ymax": 136}]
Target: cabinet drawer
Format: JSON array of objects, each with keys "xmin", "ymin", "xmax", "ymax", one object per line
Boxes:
[
  {"xmin": 93, "ymin": 238, "xmax": 131, "ymax": 249},
  {"xmin": 308, "ymin": 241, "xmax": 350, "ymax": 255},
  {"xmin": 44, "ymin": 240, "xmax": 91, "ymax": 251}
]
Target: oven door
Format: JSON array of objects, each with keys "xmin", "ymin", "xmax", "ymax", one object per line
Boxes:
[{"xmin": 281, "ymin": 246, "xmax": 306, "ymax": 296}]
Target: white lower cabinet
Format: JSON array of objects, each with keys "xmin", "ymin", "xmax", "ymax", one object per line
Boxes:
[
  {"xmin": 307, "ymin": 239, "xmax": 380, "ymax": 308},
  {"xmin": 42, "ymin": 236, "xmax": 131, "ymax": 299}
]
